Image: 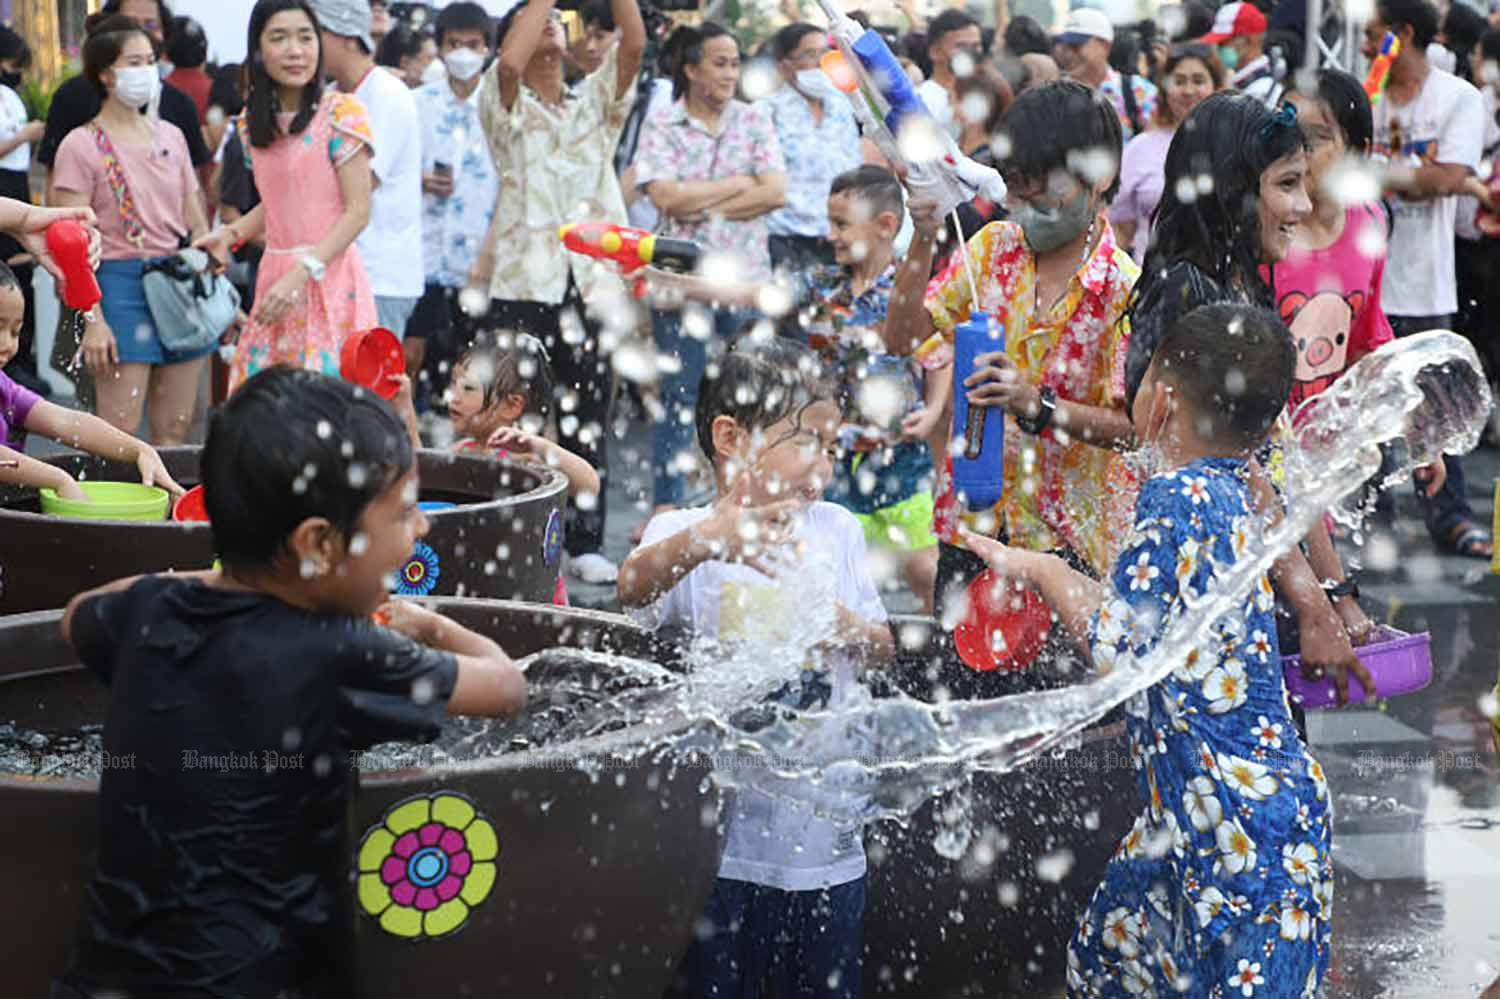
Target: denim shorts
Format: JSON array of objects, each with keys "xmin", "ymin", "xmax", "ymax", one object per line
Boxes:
[{"xmin": 97, "ymin": 258, "xmax": 217, "ymax": 366}]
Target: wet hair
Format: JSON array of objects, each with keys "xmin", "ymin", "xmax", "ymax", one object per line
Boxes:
[
  {"xmin": 772, "ymin": 22, "xmax": 820, "ymax": 62},
  {"xmin": 244, "ymin": 0, "xmax": 324, "ymax": 148},
  {"xmin": 995, "ymin": 79, "xmax": 1123, "ymax": 202},
  {"xmin": 456, "ymin": 330, "xmax": 555, "ymax": 422},
  {"xmin": 672, "ymin": 21, "xmax": 737, "ymax": 101},
  {"xmin": 927, "ymin": 8, "xmax": 978, "ymax": 54},
  {"xmin": 829, "ymin": 163, "xmax": 904, "ymax": 221},
  {"xmin": 1129, "ymin": 91, "xmax": 1305, "ymax": 328},
  {"xmin": 434, "ymin": 2, "xmax": 492, "ymax": 48},
  {"xmin": 580, "ymin": 0, "xmax": 614, "ymax": 32},
  {"xmin": 0, "ymin": 25, "xmax": 33, "ymax": 70},
  {"xmin": 1003, "ymin": 15, "xmax": 1051, "ymax": 56},
  {"xmin": 203, "ymin": 368, "xmax": 414, "ymax": 572},
  {"xmin": 1287, "ymin": 68, "xmax": 1372, "ymax": 153},
  {"xmin": 83, "ymin": 16, "xmax": 153, "ymax": 101},
  {"xmin": 165, "ymin": 15, "xmax": 207, "ymax": 67},
  {"xmin": 1376, "ymin": 0, "xmax": 1440, "ymax": 51},
  {"xmin": 1155, "ymin": 44, "xmax": 1225, "ymax": 127},
  {"xmin": 695, "ymin": 335, "xmax": 837, "ymax": 464},
  {"xmin": 376, "ymin": 22, "xmax": 428, "ymax": 69},
  {"xmin": 1149, "ymin": 303, "xmax": 1295, "ymax": 449}
]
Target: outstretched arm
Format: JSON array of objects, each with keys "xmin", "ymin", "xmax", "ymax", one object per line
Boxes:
[{"xmin": 497, "ymin": 0, "xmax": 558, "ymax": 110}]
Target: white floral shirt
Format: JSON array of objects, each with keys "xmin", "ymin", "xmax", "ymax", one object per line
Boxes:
[
  {"xmin": 417, "ymin": 78, "xmax": 499, "ymax": 289},
  {"xmin": 757, "ymin": 83, "xmax": 860, "ymax": 238},
  {"xmin": 477, "ymin": 45, "xmax": 634, "ymax": 308}
]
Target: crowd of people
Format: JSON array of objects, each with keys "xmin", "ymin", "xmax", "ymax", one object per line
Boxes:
[{"xmin": 0, "ymin": 0, "xmax": 1496, "ymax": 995}]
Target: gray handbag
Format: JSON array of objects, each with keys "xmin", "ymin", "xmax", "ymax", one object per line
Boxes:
[{"xmin": 141, "ymin": 247, "xmax": 240, "ymax": 354}]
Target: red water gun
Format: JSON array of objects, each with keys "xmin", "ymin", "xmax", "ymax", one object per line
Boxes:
[
  {"xmin": 558, "ymin": 222, "xmax": 699, "ymax": 276},
  {"xmin": 46, "ymin": 220, "xmax": 101, "ymax": 312},
  {"xmin": 1364, "ymin": 32, "xmax": 1400, "ymax": 104}
]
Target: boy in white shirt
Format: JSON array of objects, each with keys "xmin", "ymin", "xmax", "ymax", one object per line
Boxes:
[{"xmin": 619, "ymin": 335, "xmax": 894, "ymax": 998}]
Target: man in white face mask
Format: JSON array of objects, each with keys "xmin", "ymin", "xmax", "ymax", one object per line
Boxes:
[
  {"xmin": 407, "ymin": 1, "xmax": 499, "ymax": 398},
  {"xmin": 758, "ymin": 22, "xmax": 861, "ymax": 275}
]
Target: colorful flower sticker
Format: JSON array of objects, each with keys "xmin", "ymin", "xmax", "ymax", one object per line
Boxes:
[
  {"xmin": 357, "ymin": 791, "xmax": 498, "ymax": 940},
  {"xmin": 396, "ymin": 541, "xmax": 441, "ymax": 596},
  {"xmin": 543, "ymin": 508, "xmax": 563, "ymax": 566}
]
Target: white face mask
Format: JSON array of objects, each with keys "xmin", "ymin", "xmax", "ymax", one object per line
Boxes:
[
  {"xmin": 793, "ymin": 67, "xmax": 834, "ymax": 99},
  {"xmin": 113, "ymin": 65, "xmax": 159, "ymax": 109},
  {"xmin": 444, "ymin": 47, "xmax": 485, "ymax": 82}
]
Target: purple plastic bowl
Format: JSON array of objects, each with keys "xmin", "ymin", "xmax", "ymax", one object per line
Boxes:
[{"xmin": 1282, "ymin": 626, "xmax": 1433, "ymax": 709}]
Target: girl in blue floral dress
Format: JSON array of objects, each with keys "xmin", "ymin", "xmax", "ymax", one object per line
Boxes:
[{"xmin": 964, "ymin": 303, "xmax": 1332, "ymax": 999}]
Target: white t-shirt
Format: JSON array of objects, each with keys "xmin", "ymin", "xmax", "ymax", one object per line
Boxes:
[
  {"xmin": 916, "ymin": 78, "xmax": 960, "ymax": 139},
  {"xmin": 0, "ymin": 86, "xmax": 31, "ymax": 172},
  {"xmin": 630, "ymin": 501, "xmax": 887, "ymax": 891},
  {"xmin": 355, "ymin": 66, "xmax": 425, "ymax": 298},
  {"xmin": 1373, "ymin": 66, "xmax": 1485, "ymax": 317}
]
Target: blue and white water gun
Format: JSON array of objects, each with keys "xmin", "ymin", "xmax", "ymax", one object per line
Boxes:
[{"xmin": 816, "ymin": 0, "xmax": 1006, "ymax": 218}]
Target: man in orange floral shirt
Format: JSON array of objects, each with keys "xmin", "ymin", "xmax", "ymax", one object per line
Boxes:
[{"xmin": 884, "ymin": 80, "xmax": 1139, "ymax": 695}]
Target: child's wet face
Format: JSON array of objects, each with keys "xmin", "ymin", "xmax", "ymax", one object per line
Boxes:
[
  {"xmin": 445, "ymin": 363, "xmax": 491, "ymax": 436},
  {"xmin": 332, "ymin": 466, "xmax": 428, "ymax": 615},
  {"xmin": 827, "ymin": 192, "xmax": 893, "ymax": 267},
  {"xmin": 740, "ymin": 400, "xmax": 839, "ymax": 505},
  {"xmin": 0, "ymin": 284, "xmax": 24, "ymax": 368}
]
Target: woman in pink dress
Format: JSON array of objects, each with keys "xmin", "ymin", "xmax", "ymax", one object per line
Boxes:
[{"xmin": 196, "ymin": 0, "xmax": 375, "ymax": 391}]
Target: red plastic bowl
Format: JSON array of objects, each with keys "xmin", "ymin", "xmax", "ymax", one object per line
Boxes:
[
  {"xmin": 340, "ymin": 327, "xmax": 403, "ymax": 399},
  {"xmin": 1282, "ymin": 626, "xmax": 1432, "ymax": 709},
  {"xmin": 172, "ymin": 484, "xmax": 209, "ymax": 522},
  {"xmin": 953, "ymin": 569, "xmax": 1052, "ymax": 672}
]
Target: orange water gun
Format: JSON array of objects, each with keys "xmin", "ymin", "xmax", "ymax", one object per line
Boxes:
[
  {"xmin": 1364, "ymin": 32, "xmax": 1400, "ymax": 104},
  {"xmin": 558, "ymin": 222, "xmax": 700, "ymax": 275}
]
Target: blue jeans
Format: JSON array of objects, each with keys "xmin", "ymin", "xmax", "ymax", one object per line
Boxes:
[
  {"xmin": 651, "ymin": 305, "xmax": 754, "ymax": 506},
  {"xmin": 670, "ymin": 877, "xmax": 865, "ymax": 999},
  {"xmin": 375, "ymin": 295, "xmax": 419, "ymax": 341}
]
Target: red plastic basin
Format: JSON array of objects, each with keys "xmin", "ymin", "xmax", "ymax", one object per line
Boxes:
[
  {"xmin": 172, "ymin": 484, "xmax": 209, "ymax": 522},
  {"xmin": 340, "ymin": 327, "xmax": 403, "ymax": 399},
  {"xmin": 953, "ymin": 569, "xmax": 1052, "ymax": 672}
]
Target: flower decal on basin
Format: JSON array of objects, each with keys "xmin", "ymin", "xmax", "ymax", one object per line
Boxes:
[
  {"xmin": 543, "ymin": 508, "xmax": 563, "ymax": 566},
  {"xmin": 357, "ymin": 791, "xmax": 498, "ymax": 940},
  {"xmin": 396, "ymin": 541, "xmax": 441, "ymax": 596}
]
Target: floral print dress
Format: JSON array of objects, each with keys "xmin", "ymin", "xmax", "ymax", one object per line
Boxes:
[
  {"xmin": 1068, "ymin": 458, "xmax": 1332, "ymax": 999},
  {"xmin": 230, "ymin": 91, "xmax": 378, "ymax": 392}
]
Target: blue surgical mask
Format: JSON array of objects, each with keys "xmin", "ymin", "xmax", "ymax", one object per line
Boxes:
[{"xmin": 1219, "ymin": 43, "xmax": 1240, "ymax": 71}]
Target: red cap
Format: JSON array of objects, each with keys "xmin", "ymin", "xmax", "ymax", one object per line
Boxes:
[{"xmin": 1201, "ymin": 2, "xmax": 1268, "ymax": 43}]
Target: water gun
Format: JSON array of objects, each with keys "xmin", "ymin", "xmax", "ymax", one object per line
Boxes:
[
  {"xmin": 559, "ymin": 222, "xmax": 700, "ymax": 275},
  {"xmin": 815, "ymin": 0, "xmax": 1005, "ymax": 217},
  {"xmin": 45, "ymin": 220, "xmax": 101, "ymax": 312},
  {"xmin": 949, "ymin": 311, "xmax": 1006, "ymax": 511},
  {"xmin": 1364, "ymin": 32, "xmax": 1400, "ymax": 104}
]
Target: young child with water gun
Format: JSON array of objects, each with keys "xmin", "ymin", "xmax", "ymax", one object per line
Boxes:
[
  {"xmin": 0, "ymin": 261, "xmax": 181, "ymax": 500},
  {"xmin": 619, "ymin": 335, "xmax": 893, "ymax": 999},
  {"xmin": 53, "ymin": 367, "xmax": 524, "ymax": 998},
  {"xmin": 964, "ymin": 304, "xmax": 1332, "ymax": 999}
]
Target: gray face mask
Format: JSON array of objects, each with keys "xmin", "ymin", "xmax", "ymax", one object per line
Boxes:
[{"xmin": 1011, "ymin": 184, "xmax": 1094, "ymax": 255}]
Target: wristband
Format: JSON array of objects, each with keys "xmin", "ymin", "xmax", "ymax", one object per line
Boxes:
[
  {"xmin": 1016, "ymin": 385, "xmax": 1057, "ymax": 435},
  {"xmin": 1324, "ymin": 576, "xmax": 1359, "ymax": 601}
]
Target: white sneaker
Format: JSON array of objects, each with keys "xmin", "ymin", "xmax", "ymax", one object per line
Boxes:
[{"xmin": 569, "ymin": 552, "xmax": 619, "ymax": 585}]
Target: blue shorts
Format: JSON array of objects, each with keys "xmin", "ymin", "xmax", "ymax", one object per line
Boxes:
[
  {"xmin": 97, "ymin": 258, "xmax": 217, "ymax": 366},
  {"xmin": 671, "ymin": 876, "xmax": 864, "ymax": 998}
]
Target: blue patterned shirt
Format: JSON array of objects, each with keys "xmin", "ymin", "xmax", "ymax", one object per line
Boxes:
[
  {"xmin": 758, "ymin": 84, "xmax": 862, "ymax": 239},
  {"xmin": 1097, "ymin": 68, "xmax": 1160, "ymax": 142},
  {"xmin": 416, "ymin": 78, "xmax": 499, "ymax": 288}
]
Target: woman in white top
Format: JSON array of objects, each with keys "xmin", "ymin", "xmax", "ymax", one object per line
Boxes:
[{"xmin": 0, "ymin": 27, "xmax": 47, "ymax": 394}]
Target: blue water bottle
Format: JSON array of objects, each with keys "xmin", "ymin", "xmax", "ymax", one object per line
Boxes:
[{"xmin": 950, "ymin": 311, "xmax": 1005, "ymax": 511}]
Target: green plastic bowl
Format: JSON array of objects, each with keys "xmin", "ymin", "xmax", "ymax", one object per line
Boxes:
[{"xmin": 39, "ymin": 481, "xmax": 171, "ymax": 521}]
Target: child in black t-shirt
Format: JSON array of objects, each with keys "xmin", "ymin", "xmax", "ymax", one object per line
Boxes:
[{"xmin": 53, "ymin": 367, "xmax": 526, "ymax": 999}]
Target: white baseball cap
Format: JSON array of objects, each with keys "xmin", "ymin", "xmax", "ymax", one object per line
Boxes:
[{"xmin": 1055, "ymin": 8, "xmax": 1116, "ymax": 45}]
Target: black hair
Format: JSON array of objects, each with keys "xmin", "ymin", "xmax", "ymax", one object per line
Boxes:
[
  {"xmin": 829, "ymin": 163, "xmax": 904, "ymax": 220},
  {"xmin": 1377, "ymin": 0, "xmax": 1440, "ymax": 51},
  {"xmin": 434, "ymin": 2, "xmax": 492, "ymax": 48},
  {"xmin": 1109, "ymin": 30, "xmax": 1143, "ymax": 76},
  {"xmin": 165, "ymin": 14, "xmax": 207, "ymax": 67},
  {"xmin": 203, "ymin": 367, "xmax": 413, "ymax": 572},
  {"xmin": 1156, "ymin": 43, "xmax": 1225, "ymax": 126},
  {"xmin": 1129, "ymin": 91, "xmax": 1305, "ymax": 332},
  {"xmin": 1484, "ymin": 26, "xmax": 1500, "ymax": 66},
  {"xmin": 376, "ymin": 22, "xmax": 427, "ymax": 68},
  {"xmin": 244, "ymin": 0, "xmax": 324, "ymax": 148},
  {"xmin": 772, "ymin": 22, "xmax": 820, "ymax": 62},
  {"xmin": 1176, "ymin": 0, "xmax": 1215, "ymax": 41},
  {"xmin": 208, "ymin": 61, "xmax": 245, "ymax": 116},
  {"xmin": 99, "ymin": 0, "xmax": 172, "ymax": 38},
  {"xmin": 927, "ymin": 8, "xmax": 978, "ymax": 54},
  {"xmin": 0, "ymin": 25, "xmax": 33, "ymax": 70},
  {"xmin": 457, "ymin": 330, "xmax": 555, "ymax": 421},
  {"xmin": 995, "ymin": 79, "xmax": 1123, "ymax": 203},
  {"xmin": 695, "ymin": 335, "xmax": 837, "ymax": 463},
  {"xmin": 1003, "ymin": 15, "xmax": 1051, "ymax": 56},
  {"xmin": 1443, "ymin": 1, "xmax": 1487, "ymax": 81},
  {"xmin": 1149, "ymin": 303, "xmax": 1295, "ymax": 448},
  {"xmin": 0, "ymin": 261, "xmax": 18, "ymax": 291},
  {"xmin": 82, "ymin": 15, "xmax": 153, "ymax": 101},
  {"xmin": 672, "ymin": 21, "xmax": 737, "ymax": 101},
  {"xmin": 581, "ymin": 0, "xmax": 614, "ymax": 32},
  {"xmin": 1288, "ymin": 67, "xmax": 1372, "ymax": 153}
]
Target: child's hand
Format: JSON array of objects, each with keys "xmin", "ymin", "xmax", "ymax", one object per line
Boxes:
[
  {"xmin": 1333, "ymin": 596, "xmax": 1379, "ymax": 647},
  {"xmin": 1414, "ymin": 458, "xmax": 1446, "ymax": 497},
  {"xmin": 901, "ymin": 405, "xmax": 944, "ymax": 442},
  {"xmin": 374, "ymin": 599, "xmax": 445, "ymax": 645},
  {"xmin": 1297, "ymin": 607, "xmax": 1377, "ymax": 706},
  {"xmin": 55, "ymin": 475, "xmax": 89, "ymax": 503},
  {"xmin": 79, "ymin": 320, "xmax": 118, "ymax": 374},
  {"xmin": 136, "ymin": 446, "xmax": 185, "ymax": 497},
  {"xmin": 389, "ymin": 374, "xmax": 416, "ymax": 416},
  {"xmin": 486, "ymin": 426, "xmax": 540, "ymax": 456},
  {"xmin": 703, "ymin": 474, "xmax": 803, "ymax": 577},
  {"xmin": 959, "ymin": 528, "xmax": 1032, "ymax": 582}
]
